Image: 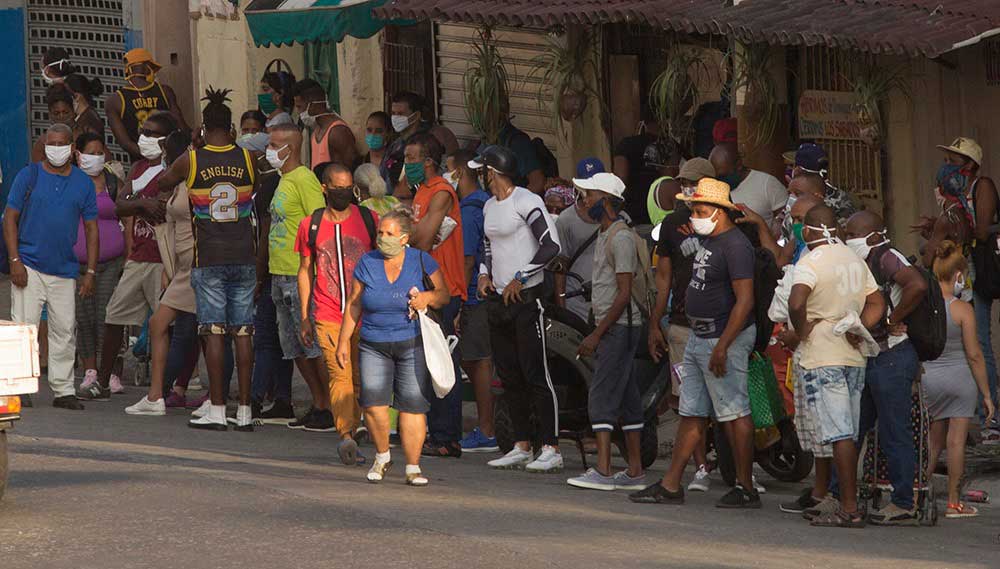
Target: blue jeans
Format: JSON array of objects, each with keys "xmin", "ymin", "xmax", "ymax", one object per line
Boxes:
[
  {"xmin": 252, "ymin": 278, "xmax": 293, "ymax": 403},
  {"xmin": 271, "ymin": 274, "xmax": 322, "ymax": 360},
  {"xmin": 358, "ymin": 337, "xmax": 432, "ymax": 413},
  {"xmin": 973, "ymin": 290, "xmax": 999, "ymax": 420},
  {"xmin": 427, "ymin": 296, "xmax": 463, "ymax": 443},
  {"xmin": 191, "ymin": 264, "xmax": 256, "ymax": 335},
  {"xmin": 163, "ymin": 312, "xmax": 234, "ymax": 398}
]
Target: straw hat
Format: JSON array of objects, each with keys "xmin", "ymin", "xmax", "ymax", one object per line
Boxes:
[
  {"xmin": 675, "ymin": 177, "xmax": 738, "ymax": 209},
  {"xmin": 936, "ymin": 137, "xmax": 983, "ymax": 166}
]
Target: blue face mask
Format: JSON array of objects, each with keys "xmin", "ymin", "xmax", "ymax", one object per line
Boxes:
[
  {"xmin": 720, "ymin": 172, "xmax": 742, "ymax": 190},
  {"xmin": 937, "ymin": 163, "xmax": 967, "ymax": 197},
  {"xmin": 404, "ymin": 162, "xmax": 426, "ymax": 186},
  {"xmin": 366, "ymin": 133, "xmax": 384, "ymax": 151},
  {"xmin": 587, "ymin": 198, "xmax": 606, "ymax": 221}
]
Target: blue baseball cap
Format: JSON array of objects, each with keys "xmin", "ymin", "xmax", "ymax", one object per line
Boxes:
[
  {"xmin": 795, "ymin": 143, "xmax": 829, "ymax": 175},
  {"xmin": 575, "ymin": 157, "xmax": 605, "ymax": 179}
]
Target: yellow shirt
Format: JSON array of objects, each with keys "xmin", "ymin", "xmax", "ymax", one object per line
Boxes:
[{"xmin": 268, "ymin": 166, "xmax": 325, "ymax": 275}]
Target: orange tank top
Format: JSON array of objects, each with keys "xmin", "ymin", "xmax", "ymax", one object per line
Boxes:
[
  {"xmin": 310, "ymin": 118, "xmax": 349, "ymax": 169},
  {"xmin": 412, "ymin": 176, "xmax": 466, "ymax": 300}
]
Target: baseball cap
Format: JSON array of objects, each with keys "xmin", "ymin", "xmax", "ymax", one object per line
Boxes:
[
  {"xmin": 573, "ymin": 172, "xmax": 626, "ymax": 200},
  {"xmin": 575, "ymin": 157, "xmax": 605, "ymax": 179},
  {"xmin": 937, "ymin": 137, "xmax": 983, "ymax": 166},
  {"xmin": 124, "ymin": 48, "xmax": 161, "ymax": 71},
  {"xmin": 677, "ymin": 157, "xmax": 715, "ymax": 182},
  {"xmin": 794, "ymin": 143, "xmax": 829, "ymax": 175}
]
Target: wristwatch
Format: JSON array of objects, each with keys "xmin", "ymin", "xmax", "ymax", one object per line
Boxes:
[{"xmin": 513, "ymin": 271, "xmax": 529, "ymax": 285}]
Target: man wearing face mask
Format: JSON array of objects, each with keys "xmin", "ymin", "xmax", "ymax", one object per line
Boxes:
[
  {"xmin": 709, "ymin": 143, "xmax": 787, "ymax": 229},
  {"xmin": 384, "ymin": 91, "xmax": 459, "ymax": 198},
  {"xmin": 295, "ymin": 163, "xmax": 377, "ymax": 464},
  {"xmin": 5, "ymin": 123, "xmax": 99, "ymax": 410},
  {"xmin": 553, "ymin": 157, "xmax": 606, "ymax": 322},
  {"xmin": 291, "ymin": 79, "xmax": 358, "ymax": 170},
  {"xmin": 404, "ymin": 133, "xmax": 466, "ymax": 458},
  {"xmin": 631, "ymin": 178, "xmax": 759, "ymax": 508},
  {"xmin": 839, "ymin": 210, "xmax": 926, "ymax": 525},
  {"xmin": 787, "ymin": 205, "xmax": 885, "ymax": 528},
  {"xmin": 106, "ymin": 48, "xmax": 189, "ymax": 161}
]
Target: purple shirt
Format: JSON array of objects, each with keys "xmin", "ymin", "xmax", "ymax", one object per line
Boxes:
[{"xmin": 74, "ymin": 189, "xmax": 124, "ymax": 264}]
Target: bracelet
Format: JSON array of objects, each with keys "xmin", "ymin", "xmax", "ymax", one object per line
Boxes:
[
  {"xmin": 10, "ymin": 257, "xmax": 19, "ymax": 263},
  {"xmin": 86, "ymin": 269, "xmax": 96, "ymax": 275}
]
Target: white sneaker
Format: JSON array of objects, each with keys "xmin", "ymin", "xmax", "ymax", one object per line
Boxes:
[
  {"xmin": 191, "ymin": 399, "xmax": 212, "ymax": 419},
  {"xmin": 188, "ymin": 414, "xmax": 227, "ymax": 431},
  {"xmin": 752, "ymin": 475, "xmax": 766, "ymax": 494},
  {"xmin": 525, "ymin": 445, "xmax": 563, "ymax": 473},
  {"xmin": 687, "ymin": 464, "xmax": 710, "ymax": 492},
  {"xmin": 226, "ymin": 405, "xmax": 254, "ymax": 432},
  {"xmin": 487, "ymin": 447, "xmax": 533, "ymax": 470},
  {"xmin": 124, "ymin": 396, "xmax": 166, "ymax": 416}
]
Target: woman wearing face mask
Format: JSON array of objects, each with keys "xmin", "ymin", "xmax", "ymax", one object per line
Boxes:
[
  {"xmin": 41, "ymin": 48, "xmax": 75, "ymax": 85},
  {"xmin": 259, "ymin": 61, "xmax": 297, "ymax": 129},
  {"xmin": 920, "ymin": 241, "xmax": 995, "ymax": 518},
  {"xmin": 64, "ymin": 74, "xmax": 105, "ymax": 140},
  {"xmin": 72, "ymin": 133, "xmax": 125, "ymax": 386},
  {"xmin": 364, "ymin": 111, "xmax": 393, "ymax": 186},
  {"xmin": 31, "ymin": 84, "xmax": 77, "ymax": 162},
  {"xmin": 336, "ymin": 209, "xmax": 449, "ymax": 485}
]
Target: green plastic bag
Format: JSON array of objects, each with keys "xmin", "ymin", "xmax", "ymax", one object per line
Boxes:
[{"xmin": 747, "ymin": 352, "xmax": 785, "ymax": 429}]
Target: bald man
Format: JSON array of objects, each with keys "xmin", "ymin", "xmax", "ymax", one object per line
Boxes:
[
  {"xmin": 736, "ymin": 192, "xmax": 822, "ymax": 268},
  {"xmin": 782, "ymin": 172, "xmax": 857, "ymax": 244},
  {"xmin": 710, "ymin": 144, "xmax": 787, "ymax": 227},
  {"xmin": 262, "ymin": 124, "xmax": 336, "ymax": 432}
]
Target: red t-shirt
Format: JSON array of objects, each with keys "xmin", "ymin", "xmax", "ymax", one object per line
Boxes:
[
  {"xmin": 127, "ymin": 159, "xmax": 164, "ymax": 264},
  {"xmin": 412, "ymin": 175, "xmax": 466, "ymax": 300},
  {"xmin": 294, "ymin": 205, "xmax": 377, "ymax": 323}
]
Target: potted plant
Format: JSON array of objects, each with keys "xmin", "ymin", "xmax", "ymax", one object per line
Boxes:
[
  {"xmin": 533, "ymin": 26, "xmax": 601, "ymax": 124},
  {"xmin": 463, "ymin": 26, "xmax": 511, "ymax": 144},
  {"xmin": 649, "ymin": 44, "xmax": 707, "ymax": 149},
  {"xmin": 728, "ymin": 43, "xmax": 780, "ymax": 152},
  {"xmin": 847, "ymin": 59, "xmax": 910, "ymax": 147}
]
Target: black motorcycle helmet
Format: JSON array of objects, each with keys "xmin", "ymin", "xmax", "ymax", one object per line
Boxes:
[{"xmin": 469, "ymin": 144, "xmax": 519, "ymax": 178}]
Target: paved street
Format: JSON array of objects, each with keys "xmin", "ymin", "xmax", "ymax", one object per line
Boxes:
[{"xmin": 2, "ymin": 387, "xmax": 998, "ymax": 569}]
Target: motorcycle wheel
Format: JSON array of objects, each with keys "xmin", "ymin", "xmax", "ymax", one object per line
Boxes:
[
  {"xmin": 757, "ymin": 422, "xmax": 815, "ymax": 483},
  {"xmin": 0, "ymin": 431, "xmax": 8, "ymax": 501},
  {"xmin": 640, "ymin": 420, "xmax": 659, "ymax": 469},
  {"xmin": 493, "ymin": 395, "xmax": 516, "ymax": 454},
  {"xmin": 713, "ymin": 425, "xmax": 737, "ymax": 488}
]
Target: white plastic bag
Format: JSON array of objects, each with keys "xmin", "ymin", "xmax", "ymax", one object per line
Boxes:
[{"xmin": 418, "ymin": 309, "xmax": 455, "ymax": 398}]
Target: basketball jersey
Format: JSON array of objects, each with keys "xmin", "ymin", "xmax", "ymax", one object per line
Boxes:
[
  {"xmin": 186, "ymin": 144, "xmax": 257, "ymax": 267},
  {"xmin": 117, "ymin": 82, "xmax": 171, "ymax": 143}
]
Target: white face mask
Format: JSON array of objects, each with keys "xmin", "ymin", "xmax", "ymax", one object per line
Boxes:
[
  {"xmin": 78, "ymin": 153, "xmax": 106, "ymax": 177},
  {"xmin": 845, "ymin": 231, "xmax": 888, "ymax": 260},
  {"xmin": 42, "ymin": 59, "xmax": 69, "ymax": 85},
  {"xmin": 954, "ymin": 274, "xmax": 966, "ymax": 298},
  {"xmin": 391, "ymin": 112, "xmax": 415, "ymax": 133},
  {"xmin": 45, "ymin": 144, "xmax": 72, "ymax": 167},
  {"xmin": 804, "ymin": 223, "xmax": 840, "ymax": 246},
  {"xmin": 266, "ymin": 144, "xmax": 289, "ymax": 171},
  {"xmin": 690, "ymin": 208, "xmax": 720, "ymax": 236},
  {"xmin": 138, "ymin": 134, "xmax": 164, "ymax": 161}
]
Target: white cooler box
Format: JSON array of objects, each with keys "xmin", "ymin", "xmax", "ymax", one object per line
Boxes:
[{"xmin": 0, "ymin": 321, "xmax": 40, "ymax": 396}]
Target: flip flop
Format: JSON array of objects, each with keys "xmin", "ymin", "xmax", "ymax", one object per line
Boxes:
[
  {"xmin": 810, "ymin": 509, "xmax": 866, "ymax": 528},
  {"xmin": 945, "ymin": 503, "xmax": 979, "ymax": 518}
]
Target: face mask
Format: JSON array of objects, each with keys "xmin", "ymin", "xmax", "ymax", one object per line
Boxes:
[
  {"xmin": 720, "ymin": 172, "xmax": 742, "ymax": 190},
  {"xmin": 45, "ymin": 144, "xmax": 72, "ymax": 167},
  {"xmin": 138, "ymin": 134, "xmax": 164, "ymax": 160},
  {"xmin": 937, "ymin": 163, "xmax": 968, "ymax": 197},
  {"xmin": 78, "ymin": 153, "xmax": 106, "ymax": 176},
  {"xmin": 690, "ymin": 208, "xmax": 720, "ymax": 236},
  {"xmin": 266, "ymin": 144, "xmax": 289, "ymax": 171},
  {"xmin": 391, "ymin": 112, "xmax": 415, "ymax": 133},
  {"xmin": 845, "ymin": 231, "xmax": 888, "ymax": 260},
  {"xmin": 404, "ymin": 161, "xmax": 426, "ymax": 186},
  {"xmin": 804, "ymin": 223, "xmax": 839, "ymax": 246},
  {"xmin": 258, "ymin": 93, "xmax": 278, "ymax": 115},
  {"xmin": 954, "ymin": 275, "xmax": 966, "ymax": 298},
  {"xmin": 792, "ymin": 222, "xmax": 805, "ymax": 243},
  {"xmin": 377, "ymin": 235, "xmax": 406, "ymax": 258},
  {"xmin": 126, "ymin": 64, "xmax": 154, "ymax": 85},
  {"xmin": 365, "ymin": 133, "xmax": 384, "ymax": 151},
  {"xmin": 238, "ymin": 133, "xmax": 255, "ymax": 144},
  {"xmin": 325, "ymin": 188, "xmax": 354, "ymax": 211},
  {"xmin": 587, "ymin": 198, "xmax": 606, "ymax": 222},
  {"xmin": 42, "ymin": 60, "xmax": 68, "ymax": 85},
  {"xmin": 299, "ymin": 100, "xmax": 331, "ymax": 130}
]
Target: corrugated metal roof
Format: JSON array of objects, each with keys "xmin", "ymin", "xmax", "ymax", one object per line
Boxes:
[{"xmin": 374, "ymin": 0, "xmax": 1000, "ymax": 58}]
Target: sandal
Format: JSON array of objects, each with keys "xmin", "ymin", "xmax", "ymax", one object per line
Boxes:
[
  {"xmin": 945, "ymin": 502, "xmax": 979, "ymax": 518},
  {"xmin": 406, "ymin": 471, "xmax": 429, "ymax": 486},
  {"xmin": 366, "ymin": 460, "xmax": 392, "ymax": 483},
  {"xmin": 421, "ymin": 440, "xmax": 462, "ymax": 458},
  {"xmin": 810, "ymin": 509, "xmax": 866, "ymax": 528}
]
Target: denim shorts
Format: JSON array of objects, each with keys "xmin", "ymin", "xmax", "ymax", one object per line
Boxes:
[
  {"xmin": 796, "ymin": 364, "xmax": 865, "ymax": 448},
  {"xmin": 358, "ymin": 337, "xmax": 432, "ymax": 414},
  {"xmin": 271, "ymin": 274, "xmax": 322, "ymax": 360},
  {"xmin": 190, "ymin": 264, "xmax": 256, "ymax": 336},
  {"xmin": 678, "ymin": 325, "xmax": 755, "ymax": 422}
]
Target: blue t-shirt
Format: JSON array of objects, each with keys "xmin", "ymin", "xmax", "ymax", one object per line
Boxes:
[
  {"xmin": 7, "ymin": 164, "xmax": 97, "ymax": 279},
  {"xmin": 685, "ymin": 227, "xmax": 755, "ymax": 339},
  {"xmin": 460, "ymin": 188, "xmax": 490, "ymax": 306},
  {"xmin": 353, "ymin": 247, "xmax": 440, "ymax": 343}
]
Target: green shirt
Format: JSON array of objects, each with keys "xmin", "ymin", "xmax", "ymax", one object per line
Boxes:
[{"xmin": 269, "ymin": 165, "xmax": 325, "ymax": 275}]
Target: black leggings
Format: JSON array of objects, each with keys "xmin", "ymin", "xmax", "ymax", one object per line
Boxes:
[{"xmin": 487, "ymin": 286, "xmax": 559, "ymax": 447}]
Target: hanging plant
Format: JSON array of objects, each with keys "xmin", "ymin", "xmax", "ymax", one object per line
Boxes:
[
  {"xmin": 846, "ymin": 60, "xmax": 911, "ymax": 148},
  {"xmin": 463, "ymin": 26, "xmax": 511, "ymax": 145},
  {"xmin": 728, "ymin": 42, "xmax": 780, "ymax": 152},
  {"xmin": 532, "ymin": 27, "xmax": 601, "ymax": 125},
  {"xmin": 649, "ymin": 44, "xmax": 707, "ymax": 148}
]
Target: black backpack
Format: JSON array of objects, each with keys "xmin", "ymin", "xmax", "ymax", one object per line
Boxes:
[
  {"xmin": 873, "ymin": 249, "xmax": 946, "ymax": 362},
  {"xmin": 306, "ymin": 205, "xmax": 377, "ymax": 258}
]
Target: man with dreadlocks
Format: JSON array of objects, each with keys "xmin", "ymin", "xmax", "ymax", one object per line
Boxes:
[{"xmin": 158, "ymin": 87, "xmax": 259, "ymax": 431}]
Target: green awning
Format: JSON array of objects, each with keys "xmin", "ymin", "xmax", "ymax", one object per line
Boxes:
[{"xmin": 245, "ymin": 0, "xmax": 391, "ymax": 47}]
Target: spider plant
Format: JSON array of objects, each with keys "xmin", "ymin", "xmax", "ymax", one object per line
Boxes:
[
  {"xmin": 728, "ymin": 42, "xmax": 780, "ymax": 152},
  {"xmin": 532, "ymin": 26, "xmax": 602, "ymax": 128},
  {"xmin": 463, "ymin": 26, "xmax": 511, "ymax": 145},
  {"xmin": 649, "ymin": 44, "xmax": 708, "ymax": 147},
  {"xmin": 846, "ymin": 59, "xmax": 911, "ymax": 147}
]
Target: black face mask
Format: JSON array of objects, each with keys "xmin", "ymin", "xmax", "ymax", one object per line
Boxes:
[{"xmin": 326, "ymin": 189, "xmax": 353, "ymax": 211}]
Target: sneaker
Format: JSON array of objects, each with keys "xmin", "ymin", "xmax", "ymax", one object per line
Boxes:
[
  {"xmin": 487, "ymin": 447, "xmax": 533, "ymax": 470},
  {"xmin": 76, "ymin": 382, "xmax": 110, "ymax": 401},
  {"xmin": 260, "ymin": 399, "xmax": 295, "ymax": 425},
  {"xmin": 52, "ymin": 395, "xmax": 84, "ymax": 410},
  {"xmin": 628, "ymin": 482, "xmax": 684, "ymax": 504},
  {"xmin": 303, "ymin": 409, "xmax": 336, "ymax": 432},
  {"xmin": 108, "ymin": 374, "xmax": 126, "ymax": 394},
  {"xmin": 716, "ymin": 485, "xmax": 762, "ymax": 509},
  {"xmin": 125, "ymin": 396, "xmax": 166, "ymax": 416},
  {"xmin": 687, "ymin": 464, "xmax": 711, "ymax": 492},
  {"xmin": 191, "ymin": 399, "xmax": 212, "ymax": 419},
  {"xmin": 613, "ymin": 470, "xmax": 648, "ymax": 491},
  {"xmin": 780, "ymin": 488, "xmax": 820, "ymax": 514},
  {"xmin": 981, "ymin": 428, "xmax": 1000, "ymax": 445},
  {"xmin": 367, "ymin": 459, "xmax": 393, "ymax": 483},
  {"xmin": 338, "ymin": 438, "xmax": 359, "ymax": 466},
  {"xmin": 405, "ymin": 470, "xmax": 429, "ymax": 486},
  {"xmin": 868, "ymin": 503, "xmax": 918, "ymax": 526},
  {"xmin": 225, "ymin": 405, "xmax": 254, "ymax": 432},
  {"xmin": 803, "ymin": 495, "xmax": 841, "ymax": 520},
  {"xmin": 288, "ymin": 407, "xmax": 316, "ymax": 430},
  {"xmin": 163, "ymin": 392, "xmax": 186, "ymax": 408},
  {"xmin": 526, "ymin": 445, "xmax": 564, "ymax": 473},
  {"xmin": 80, "ymin": 369, "xmax": 98, "ymax": 390},
  {"xmin": 752, "ymin": 475, "xmax": 766, "ymax": 494},
  {"xmin": 188, "ymin": 414, "xmax": 228, "ymax": 431},
  {"xmin": 460, "ymin": 427, "xmax": 500, "ymax": 453},
  {"xmin": 567, "ymin": 468, "xmax": 617, "ymax": 491},
  {"xmin": 186, "ymin": 394, "xmax": 209, "ymax": 409}
]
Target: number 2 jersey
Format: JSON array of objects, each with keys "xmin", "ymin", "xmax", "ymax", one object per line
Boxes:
[{"xmin": 186, "ymin": 144, "xmax": 257, "ymax": 267}]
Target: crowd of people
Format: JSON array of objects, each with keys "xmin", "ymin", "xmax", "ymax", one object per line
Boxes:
[{"xmin": 6, "ymin": 47, "xmax": 998, "ymax": 521}]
